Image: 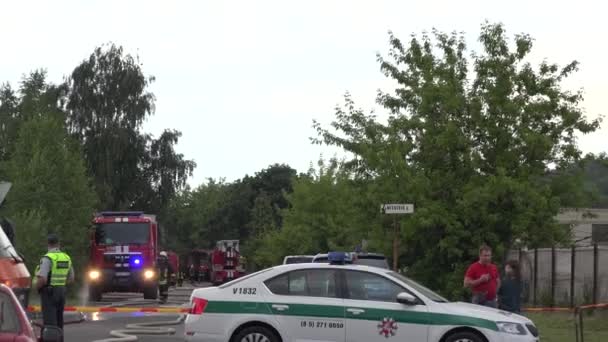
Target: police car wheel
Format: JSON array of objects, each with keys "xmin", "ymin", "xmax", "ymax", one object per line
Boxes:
[
  {"xmin": 444, "ymin": 331, "xmax": 485, "ymax": 342},
  {"xmin": 232, "ymin": 326, "xmax": 279, "ymax": 342}
]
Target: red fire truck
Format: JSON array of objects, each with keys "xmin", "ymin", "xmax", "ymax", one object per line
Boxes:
[
  {"xmin": 185, "ymin": 249, "xmax": 211, "ymax": 282},
  {"xmin": 87, "ymin": 211, "xmax": 159, "ymax": 301},
  {"xmin": 210, "ymin": 240, "xmax": 244, "ymax": 285}
]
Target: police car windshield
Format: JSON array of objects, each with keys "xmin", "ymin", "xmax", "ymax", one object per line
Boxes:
[
  {"xmin": 95, "ymin": 223, "xmax": 149, "ymax": 245},
  {"xmin": 388, "ymin": 272, "xmax": 449, "ymax": 303}
]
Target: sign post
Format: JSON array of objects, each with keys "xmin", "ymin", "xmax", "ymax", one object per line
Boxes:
[{"xmin": 381, "ymin": 204, "xmax": 414, "ymax": 271}]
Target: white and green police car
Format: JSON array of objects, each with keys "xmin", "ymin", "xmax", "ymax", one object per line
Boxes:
[{"xmin": 185, "ymin": 252, "xmax": 539, "ymax": 342}]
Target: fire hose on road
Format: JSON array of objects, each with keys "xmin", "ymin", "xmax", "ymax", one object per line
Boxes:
[
  {"xmin": 29, "ymin": 299, "xmax": 191, "ymax": 341},
  {"xmin": 90, "ymin": 299, "xmax": 188, "ymax": 342},
  {"xmin": 91, "ymin": 314, "xmax": 186, "ymax": 342},
  {"xmin": 28, "ymin": 285, "xmax": 197, "ymax": 341}
]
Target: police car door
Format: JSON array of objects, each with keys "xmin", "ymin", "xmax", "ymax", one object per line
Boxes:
[
  {"xmin": 342, "ymin": 270, "xmax": 428, "ymax": 342},
  {"xmin": 263, "ymin": 269, "xmax": 345, "ymax": 342}
]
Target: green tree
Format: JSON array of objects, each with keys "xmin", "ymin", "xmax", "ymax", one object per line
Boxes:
[
  {"xmin": 163, "ymin": 179, "xmax": 233, "ymax": 253},
  {"xmin": 4, "ymin": 116, "xmax": 96, "ymax": 273},
  {"xmin": 253, "ymin": 159, "xmax": 383, "ymax": 267},
  {"xmin": 66, "ymin": 43, "xmax": 154, "ymax": 210},
  {"xmin": 582, "ymin": 153, "xmax": 608, "ymax": 207},
  {"xmin": 1, "ymin": 70, "xmax": 66, "ymax": 168},
  {"xmin": 314, "ymin": 22, "xmax": 601, "ymax": 297},
  {"xmin": 133, "ymin": 130, "xmax": 196, "ymax": 215},
  {"xmin": 0, "ymin": 83, "xmax": 19, "ymax": 164},
  {"xmin": 163, "ymin": 164, "xmax": 297, "ymax": 258},
  {"xmin": 66, "ymin": 43, "xmax": 194, "ymax": 214}
]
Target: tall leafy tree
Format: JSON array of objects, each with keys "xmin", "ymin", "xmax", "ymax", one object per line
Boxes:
[
  {"xmin": 66, "ymin": 44, "xmax": 155, "ymax": 210},
  {"xmin": 66, "ymin": 44, "xmax": 194, "ymax": 212},
  {"xmin": 252, "ymin": 159, "xmax": 382, "ymax": 267},
  {"xmin": 4, "ymin": 116, "xmax": 96, "ymax": 273},
  {"xmin": 0, "ymin": 83, "xmax": 19, "ymax": 164},
  {"xmin": 132, "ymin": 129, "xmax": 196, "ymax": 215},
  {"xmin": 314, "ymin": 22, "xmax": 601, "ymax": 296},
  {"xmin": 1, "ymin": 70, "xmax": 66, "ymax": 166},
  {"xmin": 163, "ymin": 164, "xmax": 298, "ymax": 257}
]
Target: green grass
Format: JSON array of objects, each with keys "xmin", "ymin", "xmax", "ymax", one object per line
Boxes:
[{"xmin": 527, "ymin": 312, "xmax": 608, "ymax": 342}]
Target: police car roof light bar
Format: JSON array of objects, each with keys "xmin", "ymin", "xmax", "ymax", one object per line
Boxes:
[{"xmin": 328, "ymin": 252, "xmax": 350, "ymax": 265}]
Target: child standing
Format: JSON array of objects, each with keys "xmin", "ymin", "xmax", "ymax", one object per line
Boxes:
[{"xmin": 498, "ymin": 260, "xmax": 522, "ymax": 313}]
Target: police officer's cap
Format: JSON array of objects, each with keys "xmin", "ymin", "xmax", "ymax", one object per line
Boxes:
[{"xmin": 47, "ymin": 233, "xmax": 59, "ymax": 244}]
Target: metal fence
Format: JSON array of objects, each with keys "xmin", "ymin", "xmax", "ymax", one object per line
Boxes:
[{"xmin": 507, "ymin": 244, "xmax": 608, "ymax": 307}]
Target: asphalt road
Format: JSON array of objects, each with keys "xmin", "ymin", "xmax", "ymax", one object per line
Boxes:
[
  {"xmin": 58, "ymin": 283, "xmax": 208, "ymax": 342},
  {"xmin": 65, "ymin": 313, "xmax": 186, "ymax": 342}
]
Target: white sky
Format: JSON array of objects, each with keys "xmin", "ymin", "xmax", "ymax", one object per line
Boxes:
[{"xmin": 1, "ymin": 0, "xmax": 605, "ymax": 186}]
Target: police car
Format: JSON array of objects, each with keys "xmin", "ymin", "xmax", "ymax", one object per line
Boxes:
[{"xmin": 184, "ymin": 252, "xmax": 539, "ymax": 342}]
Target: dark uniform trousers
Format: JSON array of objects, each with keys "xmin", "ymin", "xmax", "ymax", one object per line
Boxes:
[{"xmin": 41, "ymin": 286, "xmax": 67, "ymax": 329}]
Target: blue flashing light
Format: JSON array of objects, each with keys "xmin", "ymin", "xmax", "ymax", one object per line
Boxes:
[
  {"xmin": 328, "ymin": 251, "xmax": 351, "ymax": 265},
  {"xmin": 130, "ymin": 257, "xmax": 143, "ymax": 268}
]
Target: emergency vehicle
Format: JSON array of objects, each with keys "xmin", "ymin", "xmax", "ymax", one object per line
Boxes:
[
  {"xmin": 0, "ymin": 182, "xmax": 31, "ymax": 309},
  {"xmin": 185, "ymin": 252, "xmax": 539, "ymax": 342},
  {"xmin": 209, "ymin": 240, "xmax": 243, "ymax": 285},
  {"xmin": 86, "ymin": 211, "xmax": 160, "ymax": 301},
  {"xmin": 186, "ymin": 249, "xmax": 212, "ymax": 282}
]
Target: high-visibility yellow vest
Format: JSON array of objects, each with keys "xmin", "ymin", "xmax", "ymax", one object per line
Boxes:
[{"xmin": 45, "ymin": 251, "xmax": 72, "ymax": 287}]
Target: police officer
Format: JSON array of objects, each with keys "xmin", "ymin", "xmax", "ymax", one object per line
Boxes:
[
  {"xmin": 157, "ymin": 251, "xmax": 174, "ymax": 303},
  {"xmin": 35, "ymin": 234, "xmax": 74, "ymax": 330}
]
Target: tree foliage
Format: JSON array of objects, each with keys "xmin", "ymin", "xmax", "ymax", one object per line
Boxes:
[
  {"xmin": 0, "ymin": 46, "xmax": 195, "ymax": 278},
  {"xmin": 163, "ymin": 164, "xmax": 297, "ymax": 260},
  {"xmin": 251, "ymin": 159, "xmax": 386, "ymax": 267},
  {"xmin": 311, "ymin": 22, "xmax": 601, "ymax": 297},
  {"xmin": 3, "ymin": 116, "xmax": 96, "ymax": 273},
  {"xmin": 66, "ymin": 43, "xmax": 194, "ymax": 212}
]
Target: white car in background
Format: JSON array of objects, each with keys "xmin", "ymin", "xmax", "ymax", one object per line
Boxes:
[
  {"xmin": 312, "ymin": 251, "xmax": 390, "ymax": 269},
  {"xmin": 184, "ymin": 252, "xmax": 538, "ymax": 342},
  {"xmin": 282, "ymin": 255, "xmax": 314, "ymax": 265}
]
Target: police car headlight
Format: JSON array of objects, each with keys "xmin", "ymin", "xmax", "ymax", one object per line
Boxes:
[
  {"xmin": 496, "ymin": 322, "xmax": 527, "ymax": 335},
  {"xmin": 88, "ymin": 270, "xmax": 101, "ymax": 280}
]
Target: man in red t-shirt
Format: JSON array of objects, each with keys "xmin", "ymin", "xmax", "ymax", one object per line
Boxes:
[{"xmin": 464, "ymin": 244, "xmax": 501, "ymax": 308}]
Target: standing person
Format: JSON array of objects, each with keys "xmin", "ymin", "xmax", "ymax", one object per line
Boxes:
[
  {"xmin": 157, "ymin": 251, "xmax": 175, "ymax": 303},
  {"xmin": 498, "ymin": 260, "xmax": 522, "ymax": 313},
  {"xmin": 464, "ymin": 244, "xmax": 501, "ymax": 308},
  {"xmin": 188, "ymin": 264, "xmax": 196, "ymax": 284},
  {"xmin": 35, "ymin": 234, "xmax": 74, "ymax": 330}
]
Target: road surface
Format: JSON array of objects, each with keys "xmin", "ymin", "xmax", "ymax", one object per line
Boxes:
[{"xmin": 57, "ymin": 283, "xmax": 208, "ymax": 342}]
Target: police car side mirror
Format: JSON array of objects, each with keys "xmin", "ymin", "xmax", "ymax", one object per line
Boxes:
[
  {"xmin": 39, "ymin": 325, "xmax": 63, "ymax": 342},
  {"xmin": 396, "ymin": 292, "xmax": 417, "ymax": 306}
]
